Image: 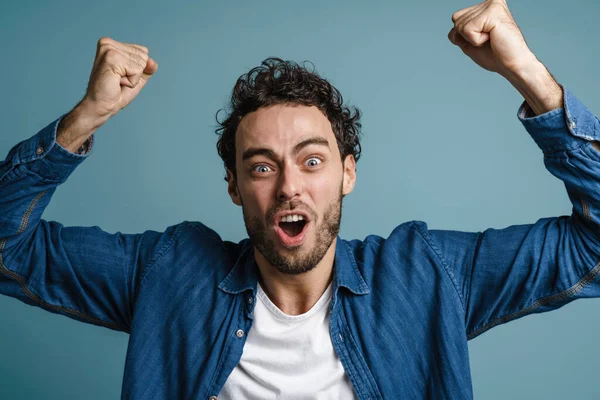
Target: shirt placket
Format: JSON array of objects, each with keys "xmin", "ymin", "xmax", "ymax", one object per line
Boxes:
[
  {"xmin": 206, "ymin": 291, "xmax": 256, "ymax": 400},
  {"xmin": 329, "ymin": 295, "xmax": 383, "ymax": 400}
]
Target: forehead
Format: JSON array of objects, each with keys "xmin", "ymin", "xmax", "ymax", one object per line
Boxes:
[{"xmin": 235, "ymin": 104, "xmax": 336, "ymax": 154}]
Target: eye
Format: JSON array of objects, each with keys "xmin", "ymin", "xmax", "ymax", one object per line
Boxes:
[
  {"xmin": 306, "ymin": 157, "xmax": 322, "ymax": 167},
  {"xmin": 251, "ymin": 164, "xmax": 273, "ymax": 173}
]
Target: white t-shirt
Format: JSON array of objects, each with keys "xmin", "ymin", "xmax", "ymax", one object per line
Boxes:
[{"xmin": 219, "ymin": 282, "xmax": 357, "ymax": 399}]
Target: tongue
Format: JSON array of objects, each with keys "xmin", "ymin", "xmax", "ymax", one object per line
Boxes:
[{"xmin": 280, "ymin": 221, "xmax": 303, "ymax": 237}]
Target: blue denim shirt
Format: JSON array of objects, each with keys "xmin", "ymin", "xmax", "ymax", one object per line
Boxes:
[{"xmin": 1, "ymin": 86, "xmax": 599, "ymax": 399}]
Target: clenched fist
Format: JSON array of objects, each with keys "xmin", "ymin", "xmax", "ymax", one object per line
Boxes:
[
  {"xmin": 447, "ymin": 0, "xmax": 535, "ymax": 77},
  {"xmin": 85, "ymin": 37, "xmax": 158, "ymax": 118},
  {"xmin": 447, "ymin": 0, "xmax": 566, "ymax": 117},
  {"xmin": 57, "ymin": 37, "xmax": 157, "ymax": 152}
]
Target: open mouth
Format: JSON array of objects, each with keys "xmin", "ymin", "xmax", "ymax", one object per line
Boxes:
[
  {"xmin": 279, "ymin": 220, "xmax": 307, "ymax": 237},
  {"xmin": 275, "ymin": 215, "xmax": 310, "ymax": 247}
]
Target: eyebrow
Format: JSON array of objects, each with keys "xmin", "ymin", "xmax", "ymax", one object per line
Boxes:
[{"xmin": 242, "ymin": 136, "xmax": 330, "ymax": 162}]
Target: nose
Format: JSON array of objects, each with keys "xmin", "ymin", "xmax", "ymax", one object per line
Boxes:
[{"xmin": 276, "ymin": 164, "xmax": 303, "ymax": 201}]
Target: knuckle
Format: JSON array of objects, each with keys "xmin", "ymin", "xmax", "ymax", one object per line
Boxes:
[
  {"xmin": 105, "ymin": 48, "xmax": 119, "ymax": 57},
  {"xmin": 97, "ymin": 36, "xmax": 113, "ymax": 47},
  {"xmin": 133, "ymin": 51, "xmax": 148, "ymax": 64},
  {"xmin": 488, "ymin": 2, "xmax": 505, "ymax": 14},
  {"xmin": 462, "ymin": 19, "xmax": 476, "ymax": 31},
  {"xmin": 456, "ymin": 15, "xmax": 469, "ymax": 29},
  {"xmin": 130, "ymin": 60, "xmax": 145, "ymax": 73},
  {"xmin": 128, "ymin": 54, "xmax": 144, "ymax": 70},
  {"xmin": 104, "ymin": 48, "xmax": 121, "ymax": 63}
]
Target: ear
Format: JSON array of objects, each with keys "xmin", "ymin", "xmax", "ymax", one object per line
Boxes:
[
  {"xmin": 342, "ymin": 155, "xmax": 356, "ymax": 196},
  {"xmin": 226, "ymin": 169, "xmax": 243, "ymax": 206}
]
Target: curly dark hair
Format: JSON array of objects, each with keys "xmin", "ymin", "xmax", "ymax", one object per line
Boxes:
[{"xmin": 215, "ymin": 57, "xmax": 362, "ymax": 181}]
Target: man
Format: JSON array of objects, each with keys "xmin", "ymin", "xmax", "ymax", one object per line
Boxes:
[{"xmin": 1, "ymin": 0, "xmax": 599, "ymax": 399}]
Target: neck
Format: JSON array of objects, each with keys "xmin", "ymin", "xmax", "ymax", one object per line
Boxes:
[{"xmin": 254, "ymin": 238, "xmax": 337, "ymax": 315}]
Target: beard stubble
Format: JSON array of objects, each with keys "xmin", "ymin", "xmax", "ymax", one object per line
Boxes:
[{"xmin": 242, "ymin": 184, "xmax": 343, "ymax": 275}]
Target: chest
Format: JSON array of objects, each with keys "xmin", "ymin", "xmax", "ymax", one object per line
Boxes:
[
  {"xmin": 219, "ymin": 289, "xmax": 357, "ymax": 399},
  {"xmin": 123, "ymin": 242, "xmax": 474, "ymax": 399}
]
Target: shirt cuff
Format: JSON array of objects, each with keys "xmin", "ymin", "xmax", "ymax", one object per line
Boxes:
[
  {"xmin": 55, "ymin": 134, "xmax": 94, "ymax": 155},
  {"xmin": 18, "ymin": 115, "xmax": 94, "ymax": 182},
  {"xmin": 518, "ymin": 84, "xmax": 600, "ymax": 154}
]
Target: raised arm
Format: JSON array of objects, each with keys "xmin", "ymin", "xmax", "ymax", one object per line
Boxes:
[
  {"xmin": 0, "ymin": 37, "xmax": 172, "ymax": 332},
  {"xmin": 447, "ymin": 0, "xmax": 599, "ymax": 155},
  {"xmin": 423, "ymin": 0, "xmax": 600, "ymax": 338}
]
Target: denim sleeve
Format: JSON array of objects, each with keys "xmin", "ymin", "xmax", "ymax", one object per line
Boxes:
[
  {"xmin": 425, "ymin": 86, "xmax": 600, "ymax": 340},
  {"xmin": 0, "ymin": 117, "xmax": 178, "ymax": 333}
]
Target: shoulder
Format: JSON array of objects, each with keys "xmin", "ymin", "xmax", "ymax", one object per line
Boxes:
[
  {"xmin": 340, "ymin": 220, "xmax": 444, "ymax": 279},
  {"xmin": 342, "ymin": 220, "xmax": 432, "ymax": 253},
  {"xmin": 141, "ymin": 220, "xmax": 249, "ymax": 279},
  {"xmin": 177, "ymin": 220, "xmax": 250, "ymax": 259}
]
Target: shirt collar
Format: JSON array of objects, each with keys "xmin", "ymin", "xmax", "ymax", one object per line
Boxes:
[{"xmin": 217, "ymin": 237, "xmax": 370, "ymax": 296}]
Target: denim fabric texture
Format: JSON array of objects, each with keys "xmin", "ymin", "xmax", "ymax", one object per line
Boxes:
[{"xmin": 0, "ymin": 86, "xmax": 599, "ymax": 399}]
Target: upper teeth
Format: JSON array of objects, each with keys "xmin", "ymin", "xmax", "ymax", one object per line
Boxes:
[{"xmin": 280, "ymin": 214, "xmax": 304, "ymax": 222}]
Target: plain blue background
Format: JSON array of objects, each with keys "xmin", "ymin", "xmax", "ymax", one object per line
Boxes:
[{"xmin": 1, "ymin": 0, "xmax": 599, "ymax": 398}]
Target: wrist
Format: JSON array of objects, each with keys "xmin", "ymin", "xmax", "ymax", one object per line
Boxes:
[
  {"xmin": 502, "ymin": 58, "xmax": 563, "ymax": 116},
  {"xmin": 56, "ymin": 100, "xmax": 109, "ymax": 152}
]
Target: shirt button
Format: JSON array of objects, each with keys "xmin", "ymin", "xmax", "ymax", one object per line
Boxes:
[
  {"xmin": 570, "ymin": 121, "xmax": 577, "ymax": 129},
  {"xmin": 248, "ymin": 296, "xmax": 253, "ymax": 304},
  {"xmin": 236, "ymin": 329, "xmax": 245, "ymax": 338},
  {"xmin": 209, "ymin": 396, "xmax": 218, "ymax": 400},
  {"xmin": 35, "ymin": 146, "xmax": 44, "ymax": 155}
]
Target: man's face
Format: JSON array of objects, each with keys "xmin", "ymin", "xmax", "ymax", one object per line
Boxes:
[{"xmin": 227, "ymin": 104, "xmax": 356, "ymax": 275}]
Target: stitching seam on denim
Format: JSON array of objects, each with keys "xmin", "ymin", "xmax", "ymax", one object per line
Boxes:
[
  {"xmin": 412, "ymin": 222, "xmax": 467, "ymax": 312},
  {"xmin": 187, "ymin": 221, "xmax": 227, "ymax": 247},
  {"xmin": 331, "ymin": 312, "xmax": 366, "ymax": 400},
  {"xmin": 342, "ymin": 323, "xmax": 383, "ymax": 399},
  {"xmin": 136, "ymin": 222, "xmax": 186, "ymax": 294},
  {"xmin": 0, "ymin": 191, "xmax": 119, "ymax": 330},
  {"xmin": 464, "ymin": 232, "xmax": 484, "ymax": 328},
  {"xmin": 342, "ymin": 240, "xmax": 369, "ymax": 294},
  {"xmin": 17, "ymin": 191, "xmax": 45, "ymax": 233},
  {"xmin": 340, "ymin": 331, "xmax": 367, "ymax": 400},
  {"xmin": 543, "ymin": 139, "xmax": 592, "ymax": 159},
  {"xmin": 205, "ymin": 298, "xmax": 245, "ymax": 399},
  {"xmin": 467, "ymin": 259, "xmax": 600, "ymax": 340}
]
